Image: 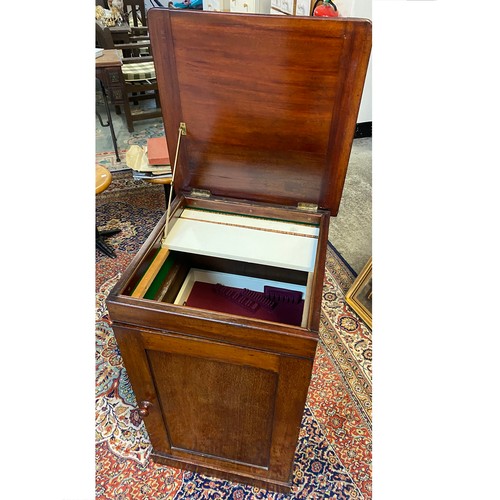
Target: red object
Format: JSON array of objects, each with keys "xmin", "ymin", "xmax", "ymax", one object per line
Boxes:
[
  {"xmin": 313, "ymin": 0, "xmax": 339, "ymax": 17},
  {"xmin": 186, "ymin": 282, "xmax": 305, "ymax": 327},
  {"xmin": 147, "ymin": 137, "xmax": 170, "ymax": 165}
]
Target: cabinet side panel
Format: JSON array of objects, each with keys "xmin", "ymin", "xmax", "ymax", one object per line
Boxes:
[
  {"xmin": 309, "ymin": 213, "xmax": 330, "ymax": 331},
  {"xmin": 268, "ymin": 355, "xmax": 316, "ymax": 481},
  {"xmin": 147, "ymin": 350, "xmax": 278, "ymax": 468}
]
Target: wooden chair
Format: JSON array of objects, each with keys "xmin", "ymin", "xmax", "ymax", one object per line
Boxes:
[
  {"xmin": 123, "ymin": 0, "xmax": 147, "ymax": 29},
  {"xmin": 121, "ymin": 1, "xmax": 151, "ymax": 55},
  {"xmin": 96, "ymin": 18, "xmax": 162, "ymax": 132}
]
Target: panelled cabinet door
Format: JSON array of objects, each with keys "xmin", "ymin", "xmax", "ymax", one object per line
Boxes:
[
  {"xmin": 269, "ymin": 0, "xmax": 311, "ymax": 15},
  {"xmin": 296, "ymin": 0, "xmax": 311, "ymax": 15},
  {"xmin": 203, "ymin": 0, "xmax": 231, "ymax": 11},
  {"xmin": 228, "ymin": 0, "xmax": 271, "ymax": 13},
  {"xmin": 113, "ymin": 324, "xmax": 314, "ymax": 487},
  {"xmin": 230, "ymin": 0, "xmax": 256, "ymax": 12},
  {"xmin": 203, "ymin": 0, "xmax": 220, "ymax": 10},
  {"xmin": 279, "ymin": 0, "xmax": 293, "ymax": 14}
]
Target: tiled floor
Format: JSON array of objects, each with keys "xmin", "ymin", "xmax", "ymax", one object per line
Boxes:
[
  {"xmin": 96, "ymin": 91, "xmax": 164, "ymax": 169},
  {"xmin": 329, "ymin": 137, "xmax": 372, "ymax": 274}
]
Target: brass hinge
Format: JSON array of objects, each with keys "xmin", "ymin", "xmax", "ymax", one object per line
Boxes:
[
  {"xmin": 298, "ymin": 202, "xmax": 319, "ymax": 212},
  {"xmin": 190, "ymin": 188, "xmax": 212, "ymax": 198}
]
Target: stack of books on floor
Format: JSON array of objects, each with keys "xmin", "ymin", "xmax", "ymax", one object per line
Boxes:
[{"xmin": 126, "ymin": 137, "xmax": 172, "ymax": 181}]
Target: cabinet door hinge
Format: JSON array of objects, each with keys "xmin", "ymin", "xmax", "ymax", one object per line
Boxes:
[
  {"xmin": 297, "ymin": 202, "xmax": 319, "ymax": 212},
  {"xmin": 190, "ymin": 188, "xmax": 212, "ymax": 198}
]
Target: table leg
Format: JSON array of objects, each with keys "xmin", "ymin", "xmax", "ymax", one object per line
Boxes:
[{"xmin": 97, "ymin": 78, "xmax": 121, "ymax": 163}]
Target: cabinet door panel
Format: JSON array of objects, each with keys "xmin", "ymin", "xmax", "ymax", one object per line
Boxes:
[
  {"xmin": 296, "ymin": 0, "xmax": 311, "ymax": 15},
  {"xmin": 203, "ymin": 0, "xmax": 221, "ymax": 10},
  {"xmin": 230, "ymin": 0, "xmax": 256, "ymax": 13},
  {"xmin": 147, "ymin": 350, "xmax": 278, "ymax": 467},
  {"xmin": 112, "ymin": 324, "xmax": 315, "ymax": 487}
]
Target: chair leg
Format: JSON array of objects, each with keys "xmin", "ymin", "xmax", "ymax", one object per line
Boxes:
[
  {"xmin": 125, "ymin": 107, "xmax": 134, "ymax": 132},
  {"xmin": 121, "ymin": 86, "xmax": 135, "ymax": 132},
  {"xmin": 97, "ymin": 78, "xmax": 121, "ymax": 163}
]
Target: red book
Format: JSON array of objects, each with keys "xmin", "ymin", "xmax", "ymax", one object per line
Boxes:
[{"xmin": 147, "ymin": 137, "xmax": 170, "ymax": 165}]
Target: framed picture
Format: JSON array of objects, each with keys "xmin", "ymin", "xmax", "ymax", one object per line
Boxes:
[{"xmin": 345, "ymin": 257, "xmax": 372, "ymax": 329}]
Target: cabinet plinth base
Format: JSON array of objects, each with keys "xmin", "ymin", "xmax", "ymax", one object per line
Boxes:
[{"xmin": 150, "ymin": 451, "xmax": 292, "ymax": 493}]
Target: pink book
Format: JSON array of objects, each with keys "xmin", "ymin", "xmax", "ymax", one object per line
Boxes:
[{"xmin": 147, "ymin": 137, "xmax": 170, "ymax": 165}]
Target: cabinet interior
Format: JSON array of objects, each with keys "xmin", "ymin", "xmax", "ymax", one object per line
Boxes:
[{"xmin": 124, "ymin": 205, "xmax": 321, "ymax": 328}]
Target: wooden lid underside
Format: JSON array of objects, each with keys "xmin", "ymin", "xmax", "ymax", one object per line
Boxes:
[{"xmin": 148, "ymin": 10, "xmax": 371, "ymax": 215}]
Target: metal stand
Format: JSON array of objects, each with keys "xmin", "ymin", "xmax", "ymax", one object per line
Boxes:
[
  {"xmin": 96, "ymin": 227, "xmax": 121, "ymax": 259},
  {"xmin": 96, "ymin": 78, "xmax": 121, "ymax": 163}
]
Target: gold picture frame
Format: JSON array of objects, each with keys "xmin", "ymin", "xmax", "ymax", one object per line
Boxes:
[{"xmin": 345, "ymin": 257, "xmax": 372, "ymax": 329}]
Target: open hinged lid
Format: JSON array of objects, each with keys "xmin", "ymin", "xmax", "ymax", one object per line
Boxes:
[{"xmin": 148, "ymin": 9, "xmax": 371, "ymax": 215}]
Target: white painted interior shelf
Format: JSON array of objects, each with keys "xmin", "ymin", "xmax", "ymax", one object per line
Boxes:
[{"xmin": 163, "ymin": 208, "xmax": 319, "ymax": 272}]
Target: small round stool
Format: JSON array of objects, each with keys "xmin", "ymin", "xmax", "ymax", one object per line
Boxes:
[
  {"xmin": 96, "ymin": 164, "xmax": 121, "ymax": 258},
  {"xmin": 143, "ymin": 176, "xmax": 173, "ymax": 209},
  {"xmin": 96, "ymin": 164, "xmax": 112, "ymax": 194}
]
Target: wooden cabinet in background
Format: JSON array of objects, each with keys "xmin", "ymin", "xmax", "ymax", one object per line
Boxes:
[
  {"xmin": 271, "ymin": 0, "xmax": 312, "ymax": 16},
  {"xmin": 202, "ymin": 0, "xmax": 230, "ymax": 11},
  {"xmin": 95, "ymin": 49, "xmax": 126, "ymax": 112},
  {"xmin": 203, "ymin": 0, "xmax": 271, "ymax": 13}
]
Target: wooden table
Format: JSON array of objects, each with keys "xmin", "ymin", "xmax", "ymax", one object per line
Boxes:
[{"xmin": 96, "ymin": 49, "xmax": 126, "ymax": 163}]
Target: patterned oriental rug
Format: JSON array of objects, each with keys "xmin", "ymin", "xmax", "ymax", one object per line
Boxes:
[{"xmin": 96, "ymin": 181, "xmax": 372, "ymax": 499}]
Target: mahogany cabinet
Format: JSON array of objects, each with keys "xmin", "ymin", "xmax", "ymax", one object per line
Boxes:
[{"xmin": 107, "ymin": 9, "xmax": 371, "ymax": 493}]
